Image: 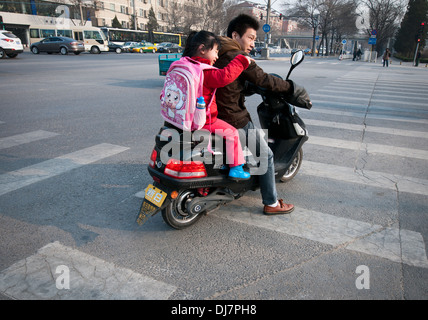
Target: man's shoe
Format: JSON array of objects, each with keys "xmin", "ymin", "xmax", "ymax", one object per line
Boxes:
[{"xmin": 263, "ymin": 199, "xmax": 294, "ymax": 215}]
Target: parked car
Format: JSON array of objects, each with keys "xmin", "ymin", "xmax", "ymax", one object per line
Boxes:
[
  {"xmin": 122, "ymin": 41, "xmax": 138, "ymax": 52},
  {"xmin": 157, "ymin": 43, "xmax": 183, "ymax": 53},
  {"xmin": 131, "ymin": 42, "xmax": 157, "ymax": 53},
  {"xmin": 156, "ymin": 42, "xmax": 171, "ymax": 51},
  {"xmin": 30, "ymin": 36, "xmax": 84, "ymax": 55},
  {"xmin": 0, "ymin": 30, "xmax": 24, "ymax": 59},
  {"xmin": 250, "ymin": 46, "xmax": 263, "ymax": 56},
  {"xmin": 304, "ymin": 48, "xmax": 318, "ymax": 55},
  {"xmin": 108, "ymin": 42, "xmax": 123, "ymax": 54}
]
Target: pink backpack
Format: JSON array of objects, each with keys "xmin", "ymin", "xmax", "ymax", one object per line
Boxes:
[{"xmin": 160, "ymin": 56, "xmax": 217, "ymax": 131}]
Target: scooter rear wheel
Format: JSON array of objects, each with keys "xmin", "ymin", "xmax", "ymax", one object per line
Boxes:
[{"xmin": 161, "ymin": 189, "xmax": 203, "ymax": 229}]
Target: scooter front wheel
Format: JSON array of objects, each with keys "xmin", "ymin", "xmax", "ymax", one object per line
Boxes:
[
  {"xmin": 162, "ymin": 189, "xmax": 203, "ymax": 229},
  {"xmin": 280, "ymin": 148, "xmax": 303, "ymax": 182}
]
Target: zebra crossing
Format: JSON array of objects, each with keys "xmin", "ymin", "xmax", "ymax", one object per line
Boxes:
[
  {"xmin": 301, "ymin": 58, "xmax": 426, "ymax": 69},
  {"xmin": 0, "ymin": 128, "xmax": 130, "ymax": 197},
  {"xmin": 211, "ymin": 65, "xmax": 428, "ymax": 269},
  {"xmin": 1, "ymin": 63, "xmax": 427, "ymax": 299}
]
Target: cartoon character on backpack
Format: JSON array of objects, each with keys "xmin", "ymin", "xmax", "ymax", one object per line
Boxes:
[{"xmin": 161, "ymin": 82, "xmax": 186, "ymax": 124}]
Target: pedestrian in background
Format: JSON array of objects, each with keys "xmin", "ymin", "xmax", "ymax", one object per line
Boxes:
[
  {"xmin": 357, "ymin": 48, "xmax": 362, "ymax": 60},
  {"xmin": 383, "ymin": 48, "xmax": 391, "ymax": 67}
]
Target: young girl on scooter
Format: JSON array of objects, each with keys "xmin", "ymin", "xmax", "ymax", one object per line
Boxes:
[{"xmin": 182, "ymin": 30, "xmax": 252, "ymax": 180}]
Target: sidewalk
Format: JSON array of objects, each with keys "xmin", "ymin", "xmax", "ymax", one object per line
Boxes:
[{"xmin": 258, "ymin": 54, "xmax": 428, "ymax": 68}]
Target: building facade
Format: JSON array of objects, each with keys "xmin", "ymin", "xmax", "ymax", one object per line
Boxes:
[
  {"xmin": 0, "ymin": 0, "xmax": 213, "ymax": 32},
  {"xmin": 95, "ymin": 0, "xmax": 170, "ymax": 32}
]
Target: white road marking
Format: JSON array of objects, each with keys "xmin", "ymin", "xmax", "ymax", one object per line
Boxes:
[
  {"xmin": 307, "ymin": 136, "xmax": 428, "ymax": 160},
  {"xmin": 0, "ymin": 130, "xmax": 59, "ymax": 150},
  {"xmin": 299, "ymin": 107, "xmax": 428, "ymax": 124},
  {"xmin": 213, "ymin": 207, "xmax": 428, "ymax": 268},
  {"xmin": 0, "ymin": 143, "xmax": 129, "ymax": 196},
  {"xmin": 0, "ymin": 242, "xmax": 177, "ymax": 299},
  {"xmin": 311, "ymin": 93, "xmax": 428, "ymax": 107},
  {"xmin": 305, "ymin": 119, "xmax": 428, "ymax": 138},
  {"xmin": 301, "ymin": 160, "xmax": 428, "ymax": 196}
]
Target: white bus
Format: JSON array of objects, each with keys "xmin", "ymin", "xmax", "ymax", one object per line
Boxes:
[
  {"xmin": 101, "ymin": 27, "xmax": 184, "ymax": 47},
  {"xmin": 0, "ymin": 11, "xmax": 109, "ymax": 54},
  {"xmin": 29, "ymin": 24, "xmax": 109, "ymax": 54}
]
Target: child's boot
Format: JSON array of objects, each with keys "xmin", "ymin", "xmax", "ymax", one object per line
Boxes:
[{"xmin": 228, "ymin": 164, "xmax": 250, "ymax": 181}]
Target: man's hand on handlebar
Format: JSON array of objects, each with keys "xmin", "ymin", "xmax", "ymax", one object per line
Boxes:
[{"xmin": 285, "ymin": 80, "xmax": 312, "ymax": 109}]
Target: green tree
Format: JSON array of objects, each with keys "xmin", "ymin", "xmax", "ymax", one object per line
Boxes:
[
  {"xmin": 394, "ymin": 0, "xmax": 428, "ymax": 57},
  {"xmin": 147, "ymin": 6, "xmax": 159, "ymax": 42},
  {"xmin": 112, "ymin": 15, "xmax": 122, "ymax": 28}
]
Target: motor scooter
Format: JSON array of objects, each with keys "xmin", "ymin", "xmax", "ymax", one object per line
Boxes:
[{"xmin": 136, "ymin": 50, "xmax": 310, "ymax": 229}]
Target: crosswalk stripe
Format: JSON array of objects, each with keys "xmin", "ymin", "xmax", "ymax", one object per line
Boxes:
[
  {"xmin": 0, "ymin": 241, "xmax": 177, "ymax": 299},
  {"xmin": 312, "ymin": 100, "xmax": 428, "ymax": 115},
  {"xmin": 374, "ymin": 83, "xmax": 428, "ymax": 91},
  {"xmin": 301, "ymin": 160, "xmax": 428, "ymax": 196},
  {"xmin": 213, "ymin": 206, "xmax": 428, "ymax": 268},
  {"xmin": 0, "ymin": 130, "xmax": 60, "ymax": 150},
  {"xmin": 307, "ymin": 136, "xmax": 428, "ymax": 160},
  {"xmin": 318, "ymin": 88, "xmax": 428, "ymax": 100},
  {"xmin": 318, "ymin": 88, "xmax": 372, "ymax": 94},
  {"xmin": 305, "ymin": 119, "xmax": 428, "ymax": 138},
  {"xmin": 330, "ymin": 83, "xmax": 374, "ymax": 89},
  {"xmin": 372, "ymin": 91, "xmax": 428, "ymax": 99},
  {"xmin": 371, "ymin": 98, "xmax": 428, "ymax": 107},
  {"xmin": 312, "ymin": 93, "xmax": 428, "ymax": 108},
  {"xmin": 300, "ymin": 105, "xmax": 428, "ymax": 124},
  {"xmin": 334, "ymin": 81, "xmax": 428, "ymax": 92},
  {"xmin": 312, "ymin": 93, "xmax": 371, "ymax": 100},
  {"xmin": 0, "ymin": 143, "xmax": 129, "ymax": 196}
]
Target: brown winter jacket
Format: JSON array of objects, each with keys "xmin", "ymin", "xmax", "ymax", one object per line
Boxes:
[{"xmin": 214, "ymin": 36, "xmax": 293, "ymax": 129}]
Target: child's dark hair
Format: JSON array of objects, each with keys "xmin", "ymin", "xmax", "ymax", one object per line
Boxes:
[
  {"xmin": 182, "ymin": 30, "xmax": 220, "ymax": 57},
  {"xmin": 227, "ymin": 14, "xmax": 260, "ymax": 38}
]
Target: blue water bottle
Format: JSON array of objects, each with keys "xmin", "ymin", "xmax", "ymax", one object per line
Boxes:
[
  {"xmin": 193, "ymin": 96, "xmax": 206, "ymax": 129},
  {"xmin": 196, "ymin": 96, "xmax": 205, "ymax": 109}
]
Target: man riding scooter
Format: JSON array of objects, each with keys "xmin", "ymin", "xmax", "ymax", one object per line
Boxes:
[{"xmin": 214, "ymin": 14, "xmax": 312, "ymax": 215}]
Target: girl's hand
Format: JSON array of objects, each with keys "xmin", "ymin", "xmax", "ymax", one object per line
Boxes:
[{"xmin": 245, "ymin": 56, "xmax": 255, "ymax": 64}]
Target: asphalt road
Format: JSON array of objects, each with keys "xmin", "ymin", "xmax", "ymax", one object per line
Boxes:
[{"xmin": 0, "ymin": 50, "xmax": 427, "ymax": 305}]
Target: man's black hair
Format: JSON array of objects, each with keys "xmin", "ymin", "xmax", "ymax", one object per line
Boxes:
[{"xmin": 227, "ymin": 14, "xmax": 260, "ymax": 38}]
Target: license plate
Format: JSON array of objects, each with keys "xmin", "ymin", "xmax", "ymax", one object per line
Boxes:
[
  {"xmin": 135, "ymin": 184, "xmax": 168, "ymax": 226},
  {"xmin": 144, "ymin": 184, "xmax": 167, "ymax": 207},
  {"xmin": 136, "ymin": 200, "xmax": 158, "ymax": 225}
]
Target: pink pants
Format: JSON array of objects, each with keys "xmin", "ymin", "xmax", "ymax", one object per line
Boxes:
[{"xmin": 203, "ymin": 119, "xmax": 244, "ymax": 167}]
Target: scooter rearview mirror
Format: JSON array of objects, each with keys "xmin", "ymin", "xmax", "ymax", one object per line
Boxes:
[
  {"xmin": 286, "ymin": 50, "xmax": 304, "ymax": 80},
  {"xmin": 291, "ymin": 50, "xmax": 304, "ymax": 66}
]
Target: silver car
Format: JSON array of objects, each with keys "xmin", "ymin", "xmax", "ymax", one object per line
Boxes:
[
  {"xmin": 30, "ymin": 36, "xmax": 85, "ymax": 55},
  {"xmin": 0, "ymin": 30, "xmax": 24, "ymax": 58}
]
